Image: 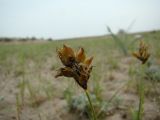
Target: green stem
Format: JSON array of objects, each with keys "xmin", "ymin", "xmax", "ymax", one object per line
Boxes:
[
  {"xmin": 85, "ymin": 90, "xmax": 96, "ymax": 120},
  {"xmin": 137, "ymin": 65, "xmax": 145, "ymax": 120},
  {"xmin": 137, "ymin": 79, "xmax": 144, "ymax": 120}
]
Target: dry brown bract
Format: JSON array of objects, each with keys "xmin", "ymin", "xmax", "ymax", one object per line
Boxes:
[
  {"xmin": 132, "ymin": 40, "xmax": 150, "ymax": 64},
  {"xmin": 55, "ymin": 44, "xmax": 93, "ymax": 90}
]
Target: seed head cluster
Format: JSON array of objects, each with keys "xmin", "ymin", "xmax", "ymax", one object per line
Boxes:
[
  {"xmin": 132, "ymin": 40, "xmax": 150, "ymax": 64},
  {"xmin": 55, "ymin": 44, "xmax": 93, "ymax": 90}
]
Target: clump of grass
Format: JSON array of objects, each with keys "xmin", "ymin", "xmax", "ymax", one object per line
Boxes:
[
  {"xmin": 85, "ymin": 90, "xmax": 96, "ymax": 120},
  {"xmin": 91, "ymin": 68, "xmax": 103, "ymax": 101},
  {"xmin": 16, "ymin": 93, "xmax": 21, "ymax": 120},
  {"xmin": 26, "ymin": 81, "xmax": 37, "ymax": 106},
  {"xmin": 67, "ymin": 92, "xmax": 108, "ymax": 119},
  {"xmin": 144, "ymin": 63, "xmax": 160, "ymax": 111},
  {"xmin": 107, "ymin": 26, "xmax": 128, "ymax": 56},
  {"xmin": 107, "ymin": 56, "xmax": 119, "ymax": 70},
  {"xmin": 17, "ymin": 79, "xmax": 26, "ymax": 106},
  {"xmin": 26, "ymin": 81, "xmax": 46, "ymax": 107},
  {"xmin": 63, "ymin": 83, "xmax": 74, "ymax": 108},
  {"xmin": 69, "ymin": 93, "xmax": 92, "ymax": 119},
  {"xmin": 145, "ymin": 65, "xmax": 160, "ymax": 82},
  {"xmin": 43, "ymin": 81, "xmax": 55, "ymax": 99},
  {"xmin": 16, "ymin": 53, "xmax": 26, "ymax": 106}
]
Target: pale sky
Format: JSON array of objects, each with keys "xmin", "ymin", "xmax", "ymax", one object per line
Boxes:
[{"xmin": 0, "ymin": 0, "xmax": 160, "ymax": 39}]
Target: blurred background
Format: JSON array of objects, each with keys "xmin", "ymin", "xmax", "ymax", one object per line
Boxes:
[{"xmin": 0, "ymin": 1, "xmax": 160, "ymax": 120}]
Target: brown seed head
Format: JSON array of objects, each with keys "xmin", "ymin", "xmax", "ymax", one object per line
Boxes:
[
  {"xmin": 132, "ymin": 40, "xmax": 150, "ymax": 64},
  {"xmin": 55, "ymin": 45, "xmax": 93, "ymax": 90}
]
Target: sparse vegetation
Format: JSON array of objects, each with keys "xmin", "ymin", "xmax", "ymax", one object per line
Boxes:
[{"xmin": 0, "ymin": 30, "xmax": 160, "ymax": 120}]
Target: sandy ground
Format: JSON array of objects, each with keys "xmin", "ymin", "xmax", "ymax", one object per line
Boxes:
[{"xmin": 0, "ymin": 55, "xmax": 160, "ymax": 120}]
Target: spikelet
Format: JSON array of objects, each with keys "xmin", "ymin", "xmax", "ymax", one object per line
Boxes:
[
  {"xmin": 76, "ymin": 48, "xmax": 86, "ymax": 63},
  {"xmin": 57, "ymin": 44, "xmax": 75, "ymax": 67},
  {"xmin": 55, "ymin": 67, "xmax": 75, "ymax": 78},
  {"xmin": 84, "ymin": 56, "xmax": 93, "ymax": 67}
]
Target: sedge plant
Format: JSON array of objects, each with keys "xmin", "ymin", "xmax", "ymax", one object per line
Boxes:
[
  {"xmin": 55, "ymin": 44, "xmax": 96, "ymax": 120},
  {"xmin": 107, "ymin": 26, "xmax": 128, "ymax": 56},
  {"xmin": 132, "ymin": 40, "xmax": 150, "ymax": 120}
]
